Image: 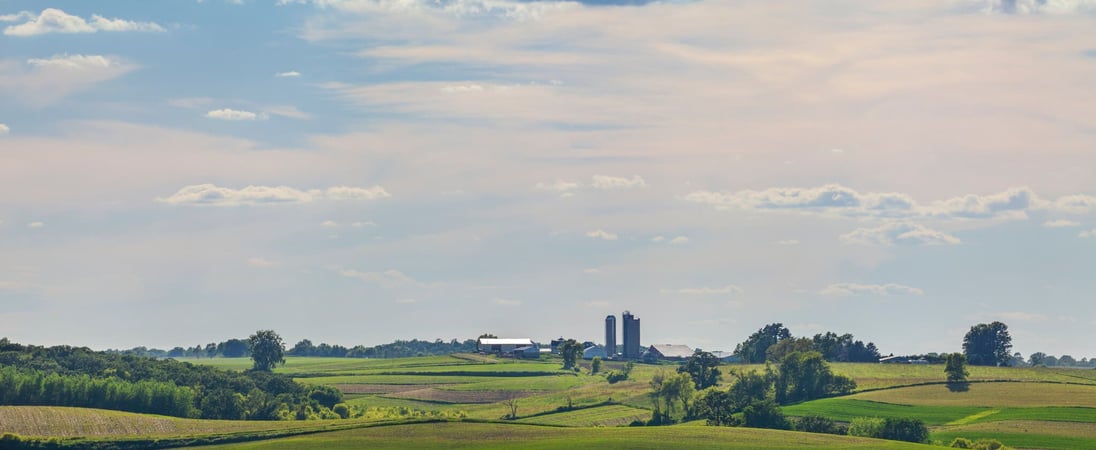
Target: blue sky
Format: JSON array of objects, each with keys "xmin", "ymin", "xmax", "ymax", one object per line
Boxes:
[{"xmin": 1, "ymin": 0, "xmax": 1095, "ymax": 359}]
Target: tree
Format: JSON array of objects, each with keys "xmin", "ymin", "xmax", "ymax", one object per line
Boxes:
[
  {"xmin": 559, "ymin": 339, "xmax": 583, "ymax": 370},
  {"xmin": 248, "ymin": 330, "xmax": 286, "ymax": 372},
  {"xmin": 590, "ymin": 356, "xmax": 602, "ymax": 374},
  {"xmin": 880, "ymin": 417, "xmax": 929, "ymax": 443},
  {"xmin": 734, "ymin": 323, "xmax": 791, "ymax": 363},
  {"xmin": 765, "ymin": 337, "xmax": 814, "ymax": 362},
  {"xmin": 678, "ymin": 350, "xmax": 722, "ymax": 389},
  {"xmin": 775, "ymin": 351, "xmax": 855, "ymax": 404},
  {"xmin": 204, "ymin": 343, "xmax": 217, "ymax": 359},
  {"xmin": 945, "ymin": 353, "xmax": 969, "ymax": 383},
  {"xmin": 726, "ymin": 369, "xmax": 772, "ymax": 411},
  {"xmin": 742, "ymin": 399, "xmax": 790, "ymax": 430},
  {"xmin": 963, "ymin": 322, "xmax": 1012, "ymax": 366}
]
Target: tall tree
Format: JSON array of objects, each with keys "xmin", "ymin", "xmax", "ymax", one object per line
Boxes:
[
  {"xmin": 248, "ymin": 330, "xmax": 286, "ymax": 372},
  {"xmin": 944, "ymin": 353, "xmax": 968, "ymax": 383},
  {"xmin": 559, "ymin": 339, "xmax": 583, "ymax": 370},
  {"xmin": 734, "ymin": 323, "xmax": 791, "ymax": 363},
  {"xmin": 962, "ymin": 322, "xmax": 1012, "ymax": 366},
  {"xmin": 678, "ymin": 350, "xmax": 723, "ymax": 389}
]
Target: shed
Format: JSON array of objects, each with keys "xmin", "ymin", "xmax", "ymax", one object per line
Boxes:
[
  {"xmin": 645, "ymin": 344, "xmax": 695, "ymax": 361},
  {"xmin": 583, "ymin": 345, "xmax": 608, "ymax": 360}
]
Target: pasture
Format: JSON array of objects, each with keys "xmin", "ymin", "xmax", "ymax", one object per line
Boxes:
[{"xmin": 4, "ymin": 355, "xmax": 1095, "ymax": 449}]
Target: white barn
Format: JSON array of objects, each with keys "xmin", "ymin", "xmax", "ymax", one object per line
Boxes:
[{"xmin": 478, "ymin": 338, "xmax": 534, "ymax": 354}]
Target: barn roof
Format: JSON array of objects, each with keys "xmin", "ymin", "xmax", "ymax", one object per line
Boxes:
[
  {"xmin": 478, "ymin": 338, "xmax": 533, "ymax": 345},
  {"xmin": 649, "ymin": 344, "xmax": 695, "ymax": 359}
]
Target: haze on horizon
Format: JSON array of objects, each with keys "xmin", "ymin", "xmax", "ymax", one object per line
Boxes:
[{"xmin": 1, "ymin": 0, "xmax": 1094, "ymax": 359}]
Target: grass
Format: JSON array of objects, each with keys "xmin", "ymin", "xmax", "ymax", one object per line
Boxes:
[
  {"xmin": 202, "ymin": 421, "xmax": 936, "ymax": 449},
  {"xmin": 783, "ymin": 399, "xmax": 986, "ymax": 425},
  {"xmin": 823, "ymin": 363, "xmax": 1096, "ymax": 391},
  {"xmin": 517, "ymin": 404, "xmax": 651, "ymax": 427},
  {"xmin": 932, "ymin": 420, "xmax": 1096, "ymax": 450},
  {"xmin": 850, "ymin": 381, "xmax": 1096, "ymax": 407}
]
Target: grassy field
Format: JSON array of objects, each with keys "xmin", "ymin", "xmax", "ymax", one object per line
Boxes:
[
  {"xmin": 202, "ymin": 421, "xmax": 935, "ymax": 449},
  {"xmin": 6, "ymin": 355, "xmax": 1095, "ymax": 449}
]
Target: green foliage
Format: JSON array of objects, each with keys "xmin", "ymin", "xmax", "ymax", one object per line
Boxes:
[
  {"xmin": 726, "ymin": 369, "xmax": 772, "ymax": 410},
  {"xmin": 963, "ymin": 322, "xmax": 1013, "ymax": 366},
  {"xmin": 248, "ymin": 330, "xmax": 286, "ymax": 372},
  {"xmin": 648, "ymin": 371, "xmax": 695, "ymax": 423},
  {"xmin": 774, "ymin": 351, "xmax": 855, "ymax": 404},
  {"xmin": 795, "ymin": 415, "xmax": 845, "ymax": 435},
  {"xmin": 678, "ymin": 350, "xmax": 722, "ymax": 389},
  {"xmin": 734, "ymin": 323, "xmax": 792, "ymax": 363},
  {"xmin": 945, "ymin": 353, "xmax": 969, "ymax": 383},
  {"xmin": 742, "ymin": 399, "xmax": 791, "ymax": 430},
  {"xmin": 306, "ymin": 385, "xmax": 344, "ymax": 409},
  {"xmin": 847, "ymin": 417, "xmax": 885, "ymax": 438},
  {"xmin": 559, "ymin": 340, "xmax": 583, "ymax": 370},
  {"xmin": 879, "ymin": 417, "xmax": 929, "ymax": 443},
  {"xmin": 811, "ymin": 332, "xmax": 881, "ymax": 363},
  {"xmin": 590, "ymin": 357, "xmax": 602, "ymax": 374},
  {"xmin": 949, "ymin": 437, "xmax": 1009, "ymax": 450},
  {"xmin": 0, "ymin": 366, "xmax": 196, "ymax": 417},
  {"xmin": 696, "ymin": 390, "xmax": 737, "ymax": 426},
  {"xmin": 766, "ymin": 338, "xmax": 815, "ymax": 362}
]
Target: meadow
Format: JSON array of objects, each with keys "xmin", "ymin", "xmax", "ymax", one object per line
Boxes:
[{"xmin": 2, "ymin": 355, "xmax": 1094, "ymax": 449}]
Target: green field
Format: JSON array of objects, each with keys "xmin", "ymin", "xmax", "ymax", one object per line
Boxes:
[
  {"xmin": 5, "ymin": 355, "xmax": 1096, "ymax": 449},
  {"xmin": 202, "ymin": 421, "xmax": 934, "ymax": 449}
]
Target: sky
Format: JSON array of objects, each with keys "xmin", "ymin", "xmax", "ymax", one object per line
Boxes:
[{"xmin": 1, "ymin": 0, "xmax": 1095, "ymax": 358}]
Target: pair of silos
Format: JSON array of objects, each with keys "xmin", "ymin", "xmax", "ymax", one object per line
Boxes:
[{"xmin": 605, "ymin": 311, "xmax": 640, "ymax": 359}]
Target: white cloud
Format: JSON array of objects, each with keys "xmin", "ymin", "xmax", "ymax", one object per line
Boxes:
[
  {"xmin": 651, "ymin": 236, "xmax": 665, "ymax": 243},
  {"xmin": 535, "ymin": 179, "xmax": 581, "ymax": 192},
  {"xmin": 685, "ymin": 184, "xmax": 1095, "ymax": 220},
  {"xmin": 840, "ymin": 222, "xmax": 961, "ymax": 246},
  {"xmin": 1043, "ymin": 219, "xmax": 1081, "ymax": 228},
  {"xmin": 247, "ymin": 257, "xmax": 277, "ymax": 268},
  {"xmin": 352, "ymin": 221, "xmax": 377, "ymax": 228},
  {"xmin": 586, "ymin": 229, "xmax": 618, "ymax": 241},
  {"xmin": 26, "ymin": 221, "xmax": 44, "ymax": 229},
  {"xmin": 321, "ymin": 220, "xmax": 339, "ymax": 228},
  {"xmin": 0, "ymin": 54, "xmax": 136, "ymax": 107},
  {"xmin": 325, "ymin": 186, "xmax": 391, "ymax": 200},
  {"xmin": 0, "ymin": 124, "xmax": 8, "ymax": 135},
  {"xmin": 980, "ymin": 0, "xmax": 1096, "ymax": 15},
  {"xmin": 661, "ymin": 285, "xmax": 742, "ymax": 295},
  {"xmin": 493, "ymin": 297, "xmax": 521, "ymax": 306},
  {"xmin": 591, "ymin": 175, "xmax": 647, "ymax": 190},
  {"xmin": 205, "ymin": 109, "xmax": 261, "ymax": 121},
  {"xmin": 1080, "ymin": 229, "xmax": 1096, "ymax": 238},
  {"xmin": 158, "ymin": 184, "xmax": 390, "ymax": 206},
  {"xmin": 820, "ymin": 283, "xmax": 924, "ymax": 296},
  {"xmin": 3, "ymin": 8, "xmax": 164, "ymax": 36},
  {"xmin": 275, "ymin": 71, "xmax": 301, "ymax": 77},
  {"xmin": 669, "ymin": 236, "xmax": 690, "ymax": 245}
]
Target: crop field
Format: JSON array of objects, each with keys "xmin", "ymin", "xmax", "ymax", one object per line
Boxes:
[
  {"xmin": 6, "ymin": 355, "xmax": 1095, "ymax": 449},
  {"xmin": 851, "ymin": 382, "xmax": 1096, "ymax": 407},
  {"xmin": 517, "ymin": 404, "xmax": 651, "ymax": 427},
  {"xmin": 202, "ymin": 421, "xmax": 934, "ymax": 449}
]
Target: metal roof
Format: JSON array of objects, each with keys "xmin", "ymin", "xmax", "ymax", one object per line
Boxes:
[
  {"xmin": 478, "ymin": 338, "xmax": 534, "ymax": 345},
  {"xmin": 649, "ymin": 344, "xmax": 695, "ymax": 359}
]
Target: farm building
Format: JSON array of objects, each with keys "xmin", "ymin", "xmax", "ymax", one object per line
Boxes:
[
  {"xmin": 512, "ymin": 345, "xmax": 541, "ymax": 359},
  {"xmin": 583, "ymin": 345, "xmax": 608, "ymax": 360},
  {"xmin": 711, "ymin": 351, "xmax": 742, "ymax": 363},
  {"xmin": 643, "ymin": 344, "xmax": 694, "ymax": 361},
  {"xmin": 478, "ymin": 338, "xmax": 534, "ymax": 355}
]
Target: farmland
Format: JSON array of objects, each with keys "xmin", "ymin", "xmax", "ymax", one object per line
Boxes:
[{"xmin": 2, "ymin": 355, "xmax": 1095, "ymax": 449}]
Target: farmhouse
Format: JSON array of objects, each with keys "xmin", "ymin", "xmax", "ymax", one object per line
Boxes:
[
  {"xmin": 643, "ymin": 344, "xmax": 694, "ymax": 362},
  {"xmin": 583, "ymin": 345, "xmax": 608, "ymax": 360},
  {"xmin": 478, "ymin": 338, "xmax": 534, "ymax": 355}
]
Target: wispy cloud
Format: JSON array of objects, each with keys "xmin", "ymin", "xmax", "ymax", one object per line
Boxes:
[
  {"xmin": 841, "ymin": 222, "xmax": 960, "ymax": 246},
  {"xmin": 275, "ymin": 71, "xmax": 301, "ymax": 77},
  {"xmin": 158, "ymin": 184, "xmax": 390, "ymax": 206},
  {"xmin": 0, "ymin": 54, "xmax": 136, "ymax": 107},
  {"xmin": 586, "ymin": 229, "xmax": 618, "ymax": 241},
  {"xmin": 3, "ymin": 8, "xmax": 164, "ymax": 36},
  {"xmin": 1080, "ymin": 229, "xmax": 1096, "ymax": 238},
  {"xmin": 0, "ymin": 123, "xmax": 8, "ymax": 135},
  {"xmin": 493, "ymin": 297, "xmax": 521, "ymax": 306},
  {"xmin": 820, "ymin": 283, "xmax": 924, "ymax": 296},
  {"xmin": 661, "ymin": 285, "xmax": 742, "ymax": 295},
  {"xmin": 1043, "ymin": 219, "xmax": 1081, "ymax": 228},
  {"xmin": 26, "ymin": 221, "xmax": 44, "ymax": 229},
  {"xmin": 205, "ymin": 109, "xmax": 261, "ymax": 121},
  {"xmin": 536, "ymin": 175, "xmax": 646, "ymax": 196},
  {"xmin": 337, "ymin": 268, "xmax": 421, "ymax": 287}
]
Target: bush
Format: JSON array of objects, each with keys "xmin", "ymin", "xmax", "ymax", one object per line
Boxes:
[
  {"xmin": 880, "ymin": 417, "xmax": 929, "ymax": 443},
  {"xmin": 950, "ymin": 437, "xmax": 1010, "ymax": 450},
  {"xmin": 332, "ymin": 403, "xmax": 350, "ymax": 419},
  {"xmin": 741, "ymin": 399, "xmax": 790, "ymax": 430},
  {"xmin": 795, "ymin": 415, "xmax": 845, "ymax": 435},
  {"xmin": 847, "ymin": 417, "xmax": 884, "ymax": 438}
]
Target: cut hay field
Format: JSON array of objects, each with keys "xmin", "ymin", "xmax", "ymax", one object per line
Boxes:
[
  {"xmin": 516, "ymin": 404, "xmax": 651, "ymax": 427},
  {"xmin": 202, "ymin": 421, "xmax": 935, "ymax": 450},
  {"xmin": 851, "ymin": 381, "xmax": 1096, "ymax": 407}
]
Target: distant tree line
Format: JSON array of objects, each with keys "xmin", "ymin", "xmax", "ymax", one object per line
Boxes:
[
  {"xmin": 0, "ymin": 337, "xmax": 342, "ymax": 420},
  {"xmin": 733, "ymin": 323, "xmax": 882, "ymax": 364},
  {"xmin": 288, "ymin": 338, "xmax": 478, "ymax": 358}
]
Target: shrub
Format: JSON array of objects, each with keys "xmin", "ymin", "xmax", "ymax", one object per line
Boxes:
[
  {"xmin": 795, "ymin": 415, "xmax": 845, "ymax": 435},
  {"xmin": 880, "ymin": 417, "xmax": 929, "ymax": 443},
  {"xmin": 332, "ymin": 403, "xmax": 350, "ymax": 419},
  {"xmin": 741, "ymin": 399, "xmax": 791, "ymax": 430},
  {"xmin": 950, "ymin": 437, "xmax": 1010, "ymax": 450},
  {"xmin": 847, "ymin": 417, "xmax": 884, "ymax": 438}
]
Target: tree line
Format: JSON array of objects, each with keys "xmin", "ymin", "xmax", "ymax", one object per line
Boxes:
[
  {"xmin": 0, "ymin": 334, "xmax": 343, "ymax": 421},
  {"xmin": 107, "ymin": 338, "xmax": 480, "ymax": 360},
  {"xmin": 732, "ymin": 323, "xmax": 882, "ymax": 364}
]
